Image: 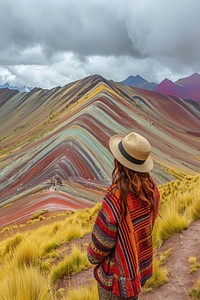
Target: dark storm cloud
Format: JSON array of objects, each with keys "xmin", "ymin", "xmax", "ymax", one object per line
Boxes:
[
  {"xmin": 0, "ymin": 0, "xmax": 200, "ymax": 88},
  {"xmin": 0, "ymin": 0, "xmax": 141, "ymax": 62},
  {"xmin": 123, "ymin": 0, "xmax": 200, "ymax": 68}
]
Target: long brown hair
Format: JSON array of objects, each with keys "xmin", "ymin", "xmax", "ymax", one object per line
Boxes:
[{"xmin": 112, "ymin": 158, "xmax": 157, "ymax": 221}]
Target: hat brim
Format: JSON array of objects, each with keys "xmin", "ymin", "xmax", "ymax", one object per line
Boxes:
[{"xmin": 109, "ymin": 134, "xmax": 154, "ymax": 172}]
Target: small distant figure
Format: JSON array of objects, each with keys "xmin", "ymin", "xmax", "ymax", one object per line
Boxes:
[
  {"xmin": 87, "ymin": 132, "xmax": 160, "ymax": 300},
  {"xmin": 49, "ymin": 175, "xmax": 63, "ymax": 190}
]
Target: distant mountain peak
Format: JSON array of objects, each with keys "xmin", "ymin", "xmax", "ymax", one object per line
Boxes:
[
  {"xmin": 175, "ymin": 72, "xmax": 200, "ymax": 87},
  {"xmin": 153, "ymin": 78, "xmax": 177, "ymax": 96},
  {"xmin": 122, "ymin": 75, "xmax": 148, "ymax": 84},
  {"xmin": 187, "ymin": 72, "xmax": 200, "ymax": 83},
  {"xmin": 0, "ymin": 82, "xmax": 32, "ymax": 93},
  {"xmin": 120, "ymin": 75, "xmax": 146, "ymax": 86},
  {"xmin": 120, "ymin": 75, "xmax": 157, "ymax": 91},
  {"xmin": 191, "ymin": 72, "xmax": 200, "ymax": 78},
  {"xmin": 130, "ymin": 74, "xmax": 146, "ymax": 80},
  {"xmin": 154, "ymin": 74, "xmax": 200, "ymax": 102},
  {"xmin": 159, "ymin": 78, "xmax": 174, "ymax": 85}
]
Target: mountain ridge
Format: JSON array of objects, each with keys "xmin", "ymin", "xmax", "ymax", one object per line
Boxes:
[
  {"xmin": 120, "ymin": 73, "xmax": 200, "ymax": 102},
  {"xmin": 2, "ymin": 72, "xmax": 200, "ymax": 102},
  {"xmin": 120, "ymin": 74, "xmax": 157, "ymax": 90},
  {"xmin": 0, "ymin": 74, "xmax": 199, "ymax": 226},
  {"xmin": 0, "ymin": 82, "xmax": 32, "ymax": 93}
]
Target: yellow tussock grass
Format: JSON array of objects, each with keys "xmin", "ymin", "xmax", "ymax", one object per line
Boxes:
[
  {"xmin": 50, "ymin": 245, "xmax": 90, "ymax": 284},
  {"xmin": 4, "ymin": 234, "xmax": 24, "ymax": 254},
  {"xmin": 144, "ymin": 256, "xmax": 168, "ymax": 290},
  {"xmin": 0, "ymin": 265, "xmax": 52, "ymax": 300},
  {"xmin": 188, "ymin": 279, "xmax": 200, "ymax": 299},
  {"xmin": 13, "ymin": 239, "xmax": 40, "ymax": 267},
  {"xmin": 189, "ymin": 256, "xmax": 200, "ymax": 274},
  {"xmin": 188, "ymin": 186, "xmax": 200, "ymax": 220},
  {"xmin": 153, "ymin": 203, "xmax": 190, "ymax": 246},
  {"xmin": 0, "ymin": 174, "xmax": 199, "ymax": 297},
  {"xmin": 63, "ymin": 283, "xmax": 98, "ymax": 300}
]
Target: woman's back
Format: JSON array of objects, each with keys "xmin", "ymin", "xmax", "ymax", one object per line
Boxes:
[{"xmin": 88, "ymin": 132, "xmax": 160, "ymax": 299}]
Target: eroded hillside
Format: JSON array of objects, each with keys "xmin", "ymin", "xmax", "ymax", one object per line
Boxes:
[{"xmin": 0, "ymin": 75, "xmax": 199, "ymax": 226}]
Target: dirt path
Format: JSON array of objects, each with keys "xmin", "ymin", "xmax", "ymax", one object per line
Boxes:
[
  {"xmin": 55, "ymin": 233, "xmax": 94, "ymax": 293},
  {"xmin": 59, "ymin": 220, "xmax": 200, "ymax": 300},
  {"xmin": 140, "ymin": 219, "xmax": 200, "ymax": 300}
]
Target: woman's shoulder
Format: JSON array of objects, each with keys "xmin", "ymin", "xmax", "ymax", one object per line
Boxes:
[
  {"xmin": 105, "ymin": 184, "xmax": 121, "ymax": 204},
  {"xmin": 106, "ymin": 183, "xmax": 118, "ymax": 195},
  {"xmin": 103, "ymin": 184, "xmax": 121, "ymax": 220}
]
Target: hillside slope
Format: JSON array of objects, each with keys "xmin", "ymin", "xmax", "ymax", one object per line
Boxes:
[
  {"xmin": 0, "ymin": 174, "xmax": 199, "ymax": 300},
  {"xmin": 0, "ymin": 75, "xmax": 199, "ymax": 226}
]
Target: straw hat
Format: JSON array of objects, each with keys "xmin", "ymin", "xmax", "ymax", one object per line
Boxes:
[{"xmin": 109, "ymin": 132, "xmax": 154, "ymax": 172}]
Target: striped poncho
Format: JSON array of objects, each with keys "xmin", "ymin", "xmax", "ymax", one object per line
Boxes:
[{"xmin": 87, "ymin": 184, "xmax": 160, "ymax": 298}]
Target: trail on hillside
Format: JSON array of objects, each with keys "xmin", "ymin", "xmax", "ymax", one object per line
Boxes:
[
  {"xmin": 58, "ymin": 219, "xmax": 200, "ymax": 300},
  {"xmin": 140, "ymin": 219, "xmax": 200, "ymax": 300},
  {"xmin": 2, "ymin": 211, "xmax": 199, "ymax": 299}
]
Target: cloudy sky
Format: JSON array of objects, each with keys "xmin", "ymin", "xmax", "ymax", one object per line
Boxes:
[{"xmin": 0, "ymin": 0, "xmax": 200, "ymax": 88}]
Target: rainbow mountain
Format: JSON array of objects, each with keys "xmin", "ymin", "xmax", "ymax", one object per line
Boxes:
[{"xmin": 0, "ymin": 75, "xmax": 199, "ymax": 226}]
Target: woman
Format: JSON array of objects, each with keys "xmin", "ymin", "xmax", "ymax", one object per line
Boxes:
[{"xmin": 87, "ymin": 132, "xmax": 160, "ymax": 300}]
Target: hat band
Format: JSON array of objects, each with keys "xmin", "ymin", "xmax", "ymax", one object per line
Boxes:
[{"xmin": 118, "ymin": 141, "xmax": 146, "ymax": 165}]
